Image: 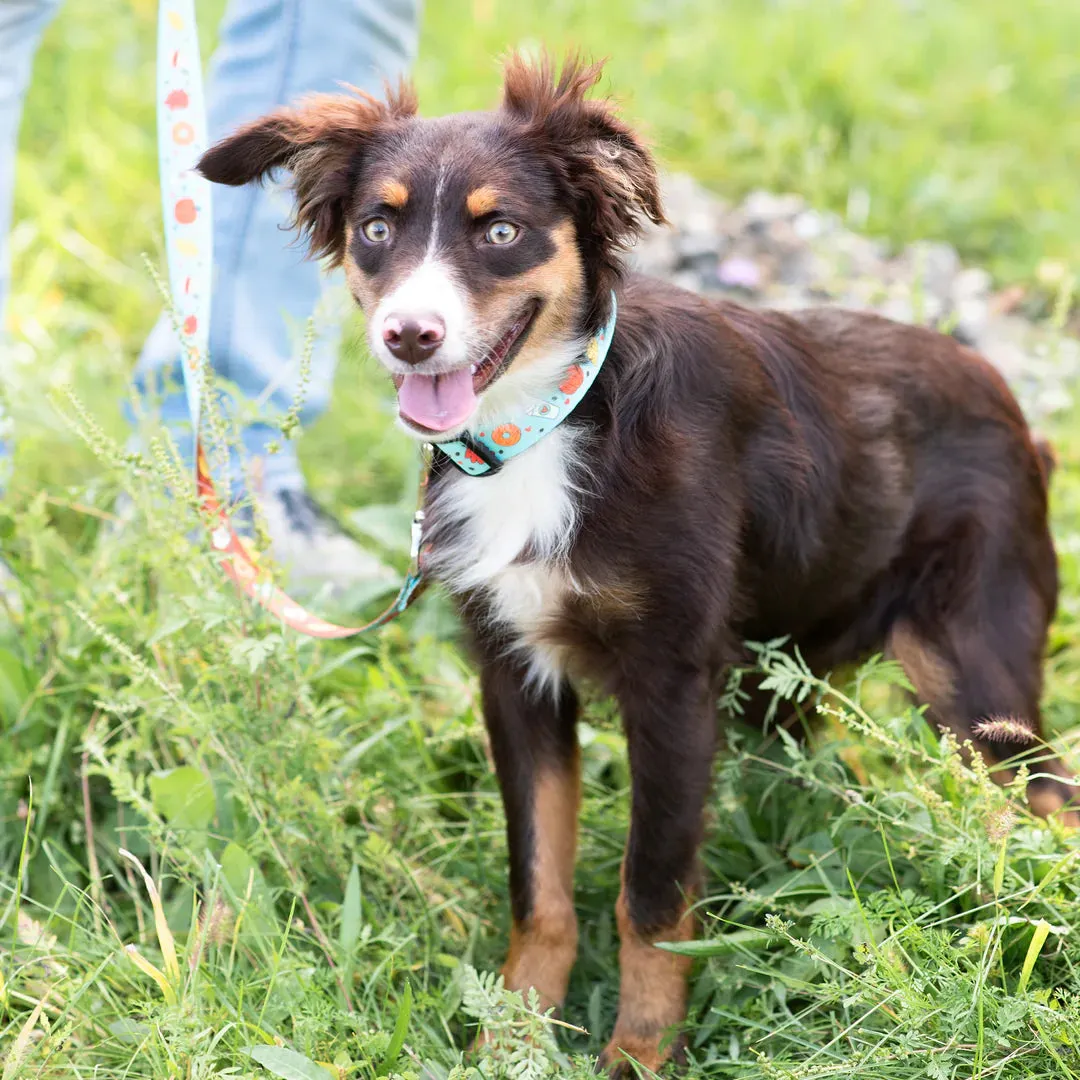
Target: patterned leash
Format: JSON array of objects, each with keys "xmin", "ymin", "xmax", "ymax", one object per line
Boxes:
[{"xmin": 157, "ymin": 2, "xmax": 426, "ymax": 638}]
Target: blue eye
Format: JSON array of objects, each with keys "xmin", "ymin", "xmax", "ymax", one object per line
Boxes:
[
  {"xmin": 485, "ymin": 221, "xmax": 520, "ymax": 245},
  {"xmin": 362, "ymin": 218, "xmax": 391, "ymax": 243}
]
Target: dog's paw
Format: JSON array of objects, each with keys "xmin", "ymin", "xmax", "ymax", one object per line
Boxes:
[{"xmin": 595, "ymin": 1032, "xmax": 685, "ymax": 1077}]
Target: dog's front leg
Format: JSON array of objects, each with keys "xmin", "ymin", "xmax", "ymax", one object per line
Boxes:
[
  {"xmin": 599, "ymin": 663, "xmax": 717, "ymax": 1077},
  {"xmin": 480, "ymin": 657, "xmax": 581, "ymax": 1013}
]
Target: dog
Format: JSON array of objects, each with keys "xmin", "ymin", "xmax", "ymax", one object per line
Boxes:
[{"xmin": 198, "ymin": 54, "xmax": 1076, "ymax": 1075}]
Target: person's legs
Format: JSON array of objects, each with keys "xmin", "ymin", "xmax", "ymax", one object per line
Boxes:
[
  {"xmin": 134, "ymin": 0, "xmax": 420, "ymax": 586},
  {"xmin": 0, "ymin": 0, "xmax": 63, "ymax": 477}
]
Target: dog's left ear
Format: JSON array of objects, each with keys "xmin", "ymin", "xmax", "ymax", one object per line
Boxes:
[
  {"xmin": 502, "ymin": 53, "xmax": 666, "ymax": 249},
  {"xmin": 197, "ymin": 83, "xmax": 416, "ymax": 265}
]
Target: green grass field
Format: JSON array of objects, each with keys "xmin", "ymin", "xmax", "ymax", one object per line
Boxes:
[{"xmin": 4, "ymin": 1, "xmax": 1080, "ymax": 1076}]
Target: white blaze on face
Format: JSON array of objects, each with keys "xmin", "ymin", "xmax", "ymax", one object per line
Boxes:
[
  {"xmin": 373, "ymin": 257, "xmax": 479, "ymax": 435},
  {"xmin": 369, "ymin": 258, "xmax": 472, "ymax": 372},
  {"xmin": 369, "ymin": 161, "xmax": 473, "ymax": 374}
]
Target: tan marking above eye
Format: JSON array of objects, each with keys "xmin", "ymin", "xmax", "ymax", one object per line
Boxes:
[
  {"xmin": 466, "ymin": 185, "xmax": 500, "ymax": 217},
  {"xmin": 377, "ymin": 179, "xmax": 409, "ymax": 208}
]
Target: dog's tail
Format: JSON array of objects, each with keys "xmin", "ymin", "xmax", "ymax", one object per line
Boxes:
[{"xmin": 1034, "ymin": 434, "xmax": 1057, "ymax": 486}]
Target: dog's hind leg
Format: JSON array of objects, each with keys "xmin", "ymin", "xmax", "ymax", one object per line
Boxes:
[
  {"xmin": 888, "ymin": 553, "xmax": 1077, "ymax": 826},
  {"xmin": 598, "ymin": 662, "xmax": 718, "ymax": 1077},
  {"xmin": 480, "ymin": 657, "xmax": 581, "ymax": 1013}
]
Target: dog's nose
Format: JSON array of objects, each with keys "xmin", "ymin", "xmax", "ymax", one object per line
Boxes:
[{"xmin": 382, "ymin": 314, "xmax": 445, "ymax": 364}]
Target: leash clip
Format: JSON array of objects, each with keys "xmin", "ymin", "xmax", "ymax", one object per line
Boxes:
[{"xmin": 409, "ymin": 509, "xmax": 426, "ymax": 561}]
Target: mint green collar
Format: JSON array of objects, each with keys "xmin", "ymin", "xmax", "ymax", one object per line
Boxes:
[{"xmin": 435, "ymin": 294, "xmax": 617, "ymax": 476}]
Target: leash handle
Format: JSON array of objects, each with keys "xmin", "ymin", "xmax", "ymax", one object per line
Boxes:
[{"xmin": 157, "ymin": 2, "xmax": 424, "ymax": 638}]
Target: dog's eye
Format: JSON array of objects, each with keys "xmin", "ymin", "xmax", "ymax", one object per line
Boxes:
[
  {"xmin": 485, "ymin": 221, "xmax": 519, "ymax": 246},
  {"xmin": 362, "ymin": 218, "xmax": 392, "ymax": 243}
]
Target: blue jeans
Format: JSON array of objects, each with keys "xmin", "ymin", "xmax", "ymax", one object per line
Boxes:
[{"xmin": 1, "ymin": 0, "xmax": 419, "ymax": 490}]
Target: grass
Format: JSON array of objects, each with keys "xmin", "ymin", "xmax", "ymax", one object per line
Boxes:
[{"xmin": 4, "ymin": 0, "xmax": 1080, "ymax": 1076}]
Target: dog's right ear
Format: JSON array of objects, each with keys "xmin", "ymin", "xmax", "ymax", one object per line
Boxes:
[
  {"xmin": 501, "ymin": 53, "xmax": 665, "ymax": 330},
  {"xmin": 197, "ymin": 83, "xmax": 416, "ymax": 266}
]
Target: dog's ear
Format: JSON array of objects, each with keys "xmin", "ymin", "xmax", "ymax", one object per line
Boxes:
[
  {"xmin": 501, "ymin": 52, "xmax": 666, "ymax": 247},
  {"xmin": 197, "ymin": 83, "xmax": 417, "ymax": 265}
]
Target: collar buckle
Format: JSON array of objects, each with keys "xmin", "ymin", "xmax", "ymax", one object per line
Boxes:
[{"xmin": 459, "ymin": 434, "xmax": 503, "ymax": 474}]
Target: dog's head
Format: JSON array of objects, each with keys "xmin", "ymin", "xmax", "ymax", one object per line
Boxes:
[{"xmin": 198, "ymin": 54, "xmax": 664, "ymax": 439}]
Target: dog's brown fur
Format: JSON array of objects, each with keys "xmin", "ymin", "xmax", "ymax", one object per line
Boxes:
[{"xmin": 199, "ymin": 54, "xmax": 1076, "ymax": 1075}]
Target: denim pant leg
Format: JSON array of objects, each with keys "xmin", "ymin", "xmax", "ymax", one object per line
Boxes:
[
  {"xmin": 0, "ymin": 0, "xmax": 64, "ymax": 473},
  {"xmin": 133, "ymin": 0, "xmax": 420, "ymax": 492}
]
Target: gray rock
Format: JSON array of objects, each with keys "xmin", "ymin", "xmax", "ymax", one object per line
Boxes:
[
  {"xmin": 717, "ymin": 256, "xmax": 762, "ymax": 291},
  {"xmin": 647, "ymin": 172, "xmax": 1077, "ymax": 420},
  {"xmin": 743, "ymin": 190, "xmax": 806, "ymax": 223},
  {"xmin": 902, "ymin": 240, "xmax": 961, "ymax": 298}
]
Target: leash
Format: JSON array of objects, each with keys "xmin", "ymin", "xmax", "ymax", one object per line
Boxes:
[
  {"xmin": 157, "ymin": 2, "xmax": 616, "ymax": 634},
  {"xmin": 157, "ymin": 1, "xmax": 425, "ymax": 638}
]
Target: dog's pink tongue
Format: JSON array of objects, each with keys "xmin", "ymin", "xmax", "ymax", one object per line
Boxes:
[{"xmin": 397, "ymin": 369, "xmax": 477, "ymax": 432}]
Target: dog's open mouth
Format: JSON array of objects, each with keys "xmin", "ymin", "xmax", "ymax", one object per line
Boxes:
[{"xmin": 395, "ymin": 300, "xmax": 540, "ymax": 434}]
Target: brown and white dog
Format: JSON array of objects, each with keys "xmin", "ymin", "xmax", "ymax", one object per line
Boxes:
[{"xmin": 199, "ymin": 55, "xmax": 1076, "ymax": 1075}]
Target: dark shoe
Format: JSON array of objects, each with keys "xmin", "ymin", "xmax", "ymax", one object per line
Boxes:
[{"xmin": 259, "ymin": 487, "xmax": 393, "ymax": 597}]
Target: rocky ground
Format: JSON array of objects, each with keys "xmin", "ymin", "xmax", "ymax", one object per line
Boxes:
[{"xmin": 630, "ymin": 175, "xmax": 1080, "ymax": 422}]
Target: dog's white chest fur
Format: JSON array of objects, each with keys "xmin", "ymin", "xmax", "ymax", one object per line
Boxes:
[{"xmin": 429, "ymin": 428, "xmax": 584, "ymax": 692}]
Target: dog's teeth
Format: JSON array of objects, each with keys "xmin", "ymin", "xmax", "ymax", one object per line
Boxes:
[{"xmin": 470, "ymin": 364, "xmax": 478, "ymax": 374}]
